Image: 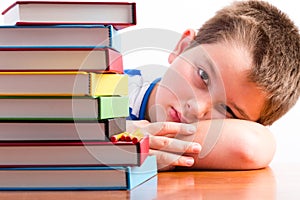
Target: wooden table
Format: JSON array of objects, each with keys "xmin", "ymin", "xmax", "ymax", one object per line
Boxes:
[{"xmin": 0, "ymin": 164, "xmax": 299, "ymax": 199}]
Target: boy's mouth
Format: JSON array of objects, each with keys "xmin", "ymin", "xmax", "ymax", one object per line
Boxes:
[{"xmin": 169, "ymin": 107, "xmax": 181, "ymax": 123}]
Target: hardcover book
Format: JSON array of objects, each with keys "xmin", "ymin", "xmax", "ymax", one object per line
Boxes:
[
  {"xmin": 0, "ymin": 136, "xmax": 149, "ymax": 167},
  {"xmin": 0, "ymin": 47, "xmax": 123, "ymax": 73},
  {"xmin": 0, "ymin": 96, "xmax": 129, "ymax": 120},
  {"xmin": 0, "ymin": 72, "xmax": 128, "ymax": 96},
  {"xmin": 129, "ymin": 174, "xmax": 158, "ymax": 199},
  {"xmin": 0, "ymin": 118, "xmax": 126, "ymax": 141},
  {"xmin": 2, "ymin": 1, "xmax": 137, "ymax": 30},
  {"xmin": 0, "ymin": 25, "xmax": 120, "ymax": 50},
  {"xmin": 0, "ymin": 156, "xmax": 157, "ymax": 191}
]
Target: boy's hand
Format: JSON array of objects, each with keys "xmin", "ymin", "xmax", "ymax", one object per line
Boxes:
[{"xmin": 126, "ymin": 120, "xmax": 202, "ymax": 171}]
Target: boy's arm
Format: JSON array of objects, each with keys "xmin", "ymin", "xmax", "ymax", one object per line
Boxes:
[
  {"xmin": 180, "ymin": 119, "xmax": 276, "ymax": 170},
  {"xmin": 127, "ymin": 119, "xmax": 276, "ymax": 171}
]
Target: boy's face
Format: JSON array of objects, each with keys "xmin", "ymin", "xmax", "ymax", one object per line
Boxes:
[{"xmin": 147, "ymin": 42, "xmax": 266, "ymax": 123}]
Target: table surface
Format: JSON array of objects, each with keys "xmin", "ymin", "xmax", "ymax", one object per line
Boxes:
[{"xmin": 0, "ymin": 163, "xmax": 299, "ymax": 200}]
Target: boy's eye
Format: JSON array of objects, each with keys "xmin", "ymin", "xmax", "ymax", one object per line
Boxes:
[
  {"xmin": 220, "ymin": 104, "xmax": 238, "ymax": 119},
  {"xmin": 198, "ymin": 68, "xmax": 209, "ymax": 85}
]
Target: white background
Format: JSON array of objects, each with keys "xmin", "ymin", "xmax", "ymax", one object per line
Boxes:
[{"xmin": 0, "ymin": 0, "xmax": 299, "ymax": 165}]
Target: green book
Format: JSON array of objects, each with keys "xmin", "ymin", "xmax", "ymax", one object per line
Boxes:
[{"xmin": 0, "ymin": 96, "xmax": 129, "ymax": 120}]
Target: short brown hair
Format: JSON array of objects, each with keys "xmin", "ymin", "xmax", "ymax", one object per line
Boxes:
[{"xmin": 190, "ymin": 0, "xmax": 300, "ymax": 125}]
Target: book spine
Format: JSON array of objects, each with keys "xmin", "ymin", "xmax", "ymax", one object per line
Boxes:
[
  {"xmin": 137, "ymin": 136, "xmax": 150, "ymax": 166},
  {"xmin": 0, "ymin": 96, "xmax": 129, "ymax": 121},
  {"xmin": 106, "ymin": 48, "xmax": 123, "ymax": 74},
  {"xmin": 106, "ymin": 117, "xmax": 126, "ymax": 139},
  {"xmin": 91, "ymin": 73, "xmax": 128, "ymax": 96},
  {"xmin": 132, "ymin": 3, "xmax": 137, "ymax": 26},
  {"xmin": 99, "ymin": 96, "xmax": 129, "ymax": 119}
]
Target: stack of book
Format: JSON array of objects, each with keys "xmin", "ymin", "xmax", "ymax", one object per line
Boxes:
[{"xmin": 0, "ymin": 1, "xmax": 157, "ymax": 191}]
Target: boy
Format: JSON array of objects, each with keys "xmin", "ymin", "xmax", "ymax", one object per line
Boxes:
[{"xmin": 126, "ymin": 0, "xmax": 300, "ymax": 171}]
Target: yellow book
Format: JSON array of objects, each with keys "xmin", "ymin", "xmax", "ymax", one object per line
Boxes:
[
  {"xmin": 89, "ymin": 73, "xmax": 128, "ymax": 96},
  {"xmin": 0, "ymin": 71, "xmax": 128, "ymax": 96}
]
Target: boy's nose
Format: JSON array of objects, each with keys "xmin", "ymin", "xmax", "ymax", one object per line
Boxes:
[{"xmin": 185, "ymin": 98, "xmax": 212, "ymax": 120}]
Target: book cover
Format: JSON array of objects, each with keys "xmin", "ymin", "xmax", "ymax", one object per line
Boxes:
[
  {"xmin": 2, "ymin": 1, "xmax": 137, "ymax": 30},
  {"xmin": 0, "ymin": 25, "xmax": 120, "ymax": 50},
  {"xmin": 0, "ymin": 118, "xmax": 126, "ymax": 141},
  {"xmin": 0, "ymin": 72, "xmax": 128, "ymax": 96},
  {"xmin": 0, "ymin": 47, "xmax": 123, "ymax": 73},
  {"xmin": 0, "ymin": 136, "xmax": 149, "ymax": 167},
  {"xmin": 0, "ymin": 96, "xmax": 129, "ymax": 120},
  {"xmin": 0, "ymin": 156, "xmax": 157, "ymax": 191}
]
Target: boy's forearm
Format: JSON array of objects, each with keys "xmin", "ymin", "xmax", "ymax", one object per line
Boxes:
[{"xmin": 177, "ymin": 119, "xmax": 276, "ymax": 170}]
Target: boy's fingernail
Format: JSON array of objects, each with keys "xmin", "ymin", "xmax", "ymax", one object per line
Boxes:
[
  {"xmin": 192, "ymin": 143, "xmax": 201, "ymax": 152},
  {"xmin": 186, "ymin": 158, "xmax": 194, "ymax": 166},
  {"xmin": 186, "ymin": 125, "xmax": 196, "ymax": 134}
]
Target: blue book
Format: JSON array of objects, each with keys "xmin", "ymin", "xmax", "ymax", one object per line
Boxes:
[
  {"xmin": 0, "ymin": 25, "xmax": 120, "ymax": 50},
  {"xmin": 0, "ymin": 156, "xmax": 157, "ymax": 191},
  {"xmin": 130, "ymin": 174, "xmax": 157, "ymax": 200}
]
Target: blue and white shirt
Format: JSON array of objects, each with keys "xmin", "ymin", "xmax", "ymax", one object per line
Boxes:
[{"xmin": 125, "ymin": 69, "xmax": 161, "ymax": 120}]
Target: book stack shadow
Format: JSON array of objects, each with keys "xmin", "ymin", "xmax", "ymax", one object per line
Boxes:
[{"xmin": 0, "ymin": 1, "xmax": 157, "ymax": 191}]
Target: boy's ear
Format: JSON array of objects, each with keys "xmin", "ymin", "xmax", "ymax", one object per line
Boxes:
[{"xmin": 168, "ymin": 29, "xmax": 196, "ymax": 64}]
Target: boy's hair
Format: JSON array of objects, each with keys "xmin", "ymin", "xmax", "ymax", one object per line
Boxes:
[{"xmin": 190, "ymin": 0, "xmax": 300, "ymax": 125}]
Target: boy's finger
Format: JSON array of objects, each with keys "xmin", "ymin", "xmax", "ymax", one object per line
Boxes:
[
  {"xmin": 145, "ymin": 122, "xmax": 196, "ymax": 136},
  {"xmin": 149, "ymin": 149, "xmax": 196, "ymax": 170},
  {"xmin": 150, "ymin": 135, "xmax": 201, "ymax": 153}
]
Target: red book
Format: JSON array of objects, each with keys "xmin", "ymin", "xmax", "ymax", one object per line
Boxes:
[
  {"xmin": 0, "ymin": 47, "xmax": 123, "ymax": 73},
  {"xmin": 0, "ymin": 136, "xmax": 149, "ymax": 167},
  {"xmin": 2, "ymin": 1, "xmax": 137, "ymax": 30}
]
